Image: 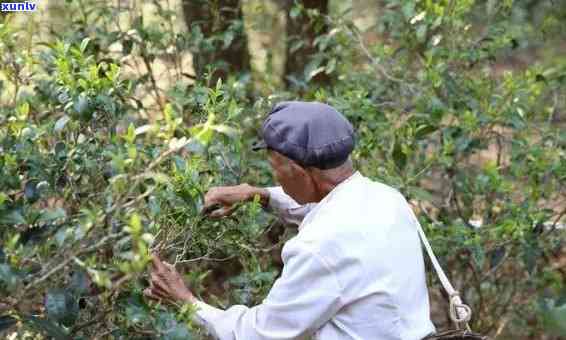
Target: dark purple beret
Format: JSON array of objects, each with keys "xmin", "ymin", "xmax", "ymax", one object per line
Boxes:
[{"xmin": 253, "ymin": 101, "xmax": 355, "ymax": 170}]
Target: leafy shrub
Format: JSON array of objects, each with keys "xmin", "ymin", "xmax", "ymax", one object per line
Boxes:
[{"xmin": 1, "ymin": 0, "xmax": 565, "ymax": 339}]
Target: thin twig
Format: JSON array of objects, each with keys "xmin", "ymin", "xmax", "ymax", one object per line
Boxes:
[
  {"xmin": 547, "ymin": 205, "xmax": 566, "ymax": 233},
  {"xmin": 141, "ymin": 51, "xmax": 164, "ymax": 113},
  {"xmin": 70, "ymin": 308, "xmax": 112, "ymax": 335},
  {"xmin": 350, "ymin": 27, "xmax": 404, "ymax": 84},
  {"xmin": 109, "ymin": 138, "xmax": 191, "ymax": 214},
  {"xmin": 22, "ymin": 232, "xmax": 127, "ymax": 294},
  {"xmin": 175, "ymin": 254, "xmax": 236, "ymax": 263}
]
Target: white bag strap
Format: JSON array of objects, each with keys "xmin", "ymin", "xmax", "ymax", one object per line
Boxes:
[{"xmin": 411, "ymin": 213, "xmax": 472, "ymax": 330}]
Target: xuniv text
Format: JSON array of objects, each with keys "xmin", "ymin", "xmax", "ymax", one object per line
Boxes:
[{"xmin": 1, "ymin": 1, "xmax": 37, "ymax": 12}]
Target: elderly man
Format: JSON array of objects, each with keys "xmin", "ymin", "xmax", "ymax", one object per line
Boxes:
[{"xmin": 145, "ymin": 101, "xmax": 436, "ymax": 339}]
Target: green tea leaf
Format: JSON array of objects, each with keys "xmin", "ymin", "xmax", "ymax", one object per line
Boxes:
[
  {"xmin": 54, "ymin": 115, "xmax": 71, "ymax": 132},
  {"xmin": 211, "ymin": 124, "xmax": 239, "ymax": 138},
  {"xmin": 37, "ymin": 208, "xmax": 67, "ymax": 223},
  {"xmin": 45, "ymin": 289, "xmax": 79, "ymax": 326},
  {"xmin": 0, "ymin": 315, "xmax": 17, "ymax": 332},
  {"xmin": 24, "ymin": 315, "xmax": 71, "ymax": 340},
  {"xmin": 0, "ymin": 264, "xmax": 20, "ymax": 291},
  {"xmin": 80, "ymin": 38, "xmax": 91, "ymax": 53}
]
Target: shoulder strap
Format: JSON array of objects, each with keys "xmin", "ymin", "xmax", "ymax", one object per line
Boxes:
[{"xmin": 411, "ymin": 212, "xmax": 473, "ymax": 330}]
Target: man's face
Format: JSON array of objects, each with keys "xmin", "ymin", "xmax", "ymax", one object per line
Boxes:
[{"xmin": 268, "ymin": 150, "xmax": 318, "ymax": 204}]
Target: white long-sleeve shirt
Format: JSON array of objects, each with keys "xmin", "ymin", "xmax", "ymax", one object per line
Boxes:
[{"xmin": 194, "ymin": 172, "xmax": 436, "ymax": 339}]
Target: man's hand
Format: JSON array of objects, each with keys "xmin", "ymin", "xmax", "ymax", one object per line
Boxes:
[
  {"xmin": 144, "ymin": 254, "xmax": 195, "ymax": 305},
  {"xmin": 203, "ymin": 184, "xmax": 269, "ymax": 218}
]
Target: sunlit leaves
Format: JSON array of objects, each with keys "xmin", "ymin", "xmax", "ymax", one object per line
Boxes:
[
  {"xmin": 0, "ymin": 0, "xmax": 564, "ymax": 338},
  {"xmin": 121, "ymin": 213, "xmax": 152, "ymax": 273}
]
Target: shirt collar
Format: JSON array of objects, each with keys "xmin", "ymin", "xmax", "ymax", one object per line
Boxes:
[
  {"xmin": 299, "ymin": 171, "xmax": 362, "ymax": 230},
  {"xmin": 323, "ymin": 171, "xmax": 361, "ymax": 201}
]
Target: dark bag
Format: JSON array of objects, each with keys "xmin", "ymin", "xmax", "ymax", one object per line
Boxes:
[{"xmin": 412, "ymin": 212, "xmax": 490, "ymax": 340}]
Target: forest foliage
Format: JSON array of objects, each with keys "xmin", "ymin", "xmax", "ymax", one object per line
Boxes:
[{"xmin": 1, "ymin": 0, "xmax": 566, "ymax": 339}]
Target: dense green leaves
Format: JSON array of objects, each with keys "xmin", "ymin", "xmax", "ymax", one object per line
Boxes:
[{"xmin": 0, "ymin": 0, "xmax": 565, "ymax": 338}]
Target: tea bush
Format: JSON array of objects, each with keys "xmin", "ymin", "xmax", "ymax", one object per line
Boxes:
[{"xmin": 1, "ymin": 0, "xmax": 565, "ymax": 339}]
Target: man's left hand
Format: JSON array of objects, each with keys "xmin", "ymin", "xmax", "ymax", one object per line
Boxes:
[{"xmin": 144, "ymin": 254, "xmax": 196, "ymax": 305}]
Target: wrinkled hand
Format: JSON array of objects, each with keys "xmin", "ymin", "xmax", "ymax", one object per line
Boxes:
[
  {"xmin": 144, "ymin": 254, "xmax": 195, "ymax": 305},
  {"xmin": 203, "ymin": 184, "xmax": 268, "ymax": 218}
]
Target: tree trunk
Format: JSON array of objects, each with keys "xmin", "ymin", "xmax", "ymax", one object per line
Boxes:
[
  {"xmin": 47, "ymin": 0, "xmax": 68, "ymax": 36},
  {"xmin": 182, "ymin": 0, "xmax": 251, "ymax": 84},
  {"xmin": 284, "ymin": 0, "xmax": 329, "ymax": 88}
]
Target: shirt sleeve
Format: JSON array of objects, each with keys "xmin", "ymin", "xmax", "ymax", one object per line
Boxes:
[
  {"xmin": 192, "ymin": 240, "xmax": 344, "ymax": 340},
  {"xmin": 265, "ymin": 187, "xmax": 317, "ymax": 225}
]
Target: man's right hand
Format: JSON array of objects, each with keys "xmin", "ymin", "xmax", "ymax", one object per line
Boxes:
[{"xmin": 203, "ymin": 184, "xmax": 269, "ymax": 218}]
